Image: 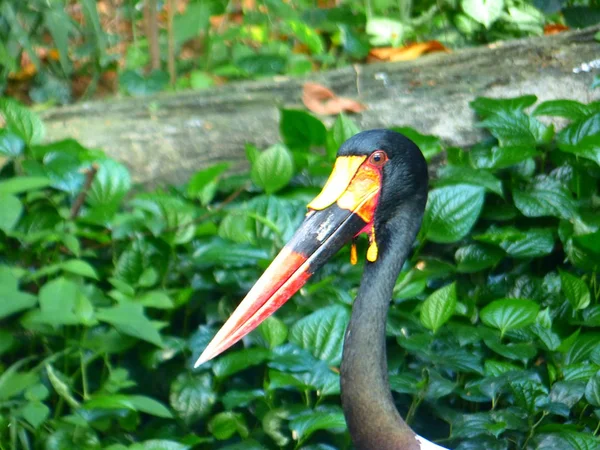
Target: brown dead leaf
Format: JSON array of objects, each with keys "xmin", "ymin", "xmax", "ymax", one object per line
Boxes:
[
  {"xmin": 302, "ymin": 83, "xmax": 366, "ymax": 115},
  {"xmin": 368, "ymin": 41, "xmax": 449, "ymax": 63},
  {"xmin": 544, "ymin": 24, "xmax": 569, "ymax": 35}
]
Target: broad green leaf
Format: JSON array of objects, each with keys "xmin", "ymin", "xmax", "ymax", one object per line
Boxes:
[
  {"xmin": 138, "ymin": 291, "xmax": 174, "ymax": 309},
  {"xmin": 259, "ymin": 316, "xmax": 288, "ymax": 349},
  {"xmin": 47, "ymin": 364, "xmax": 80, "ymax": 408},
  {"xmin": 560, "ymin": 270, "xmax": 591, "ymax": 310},
  {"xmin": 280, "ymin": 109, "xmax": 326, "ymax": 149},
  {"xmin": 557, "ymin": 112, "xmax": 600, "ymax": 166},
  {"xmin": 246, "ymin": 195, "xmax": 305, "ymax": 242},
  {"xmin": 85, "ymin": 159, "xmax": 132, "ymax": 223},
  {"xmin": 209, "ymin": 411, "xmax": 249, "ymax": 440},
  {"xmin": 420, "ymin": 283, "xmax": 457, "ymax": 333},
  {"xmin": 222, "ymin": 389, "xmax": 264, "ymax": 410},
  {"xmin": 96, "ymin": 301, "xmax": 163, "ymax": 347},
  {"xmin": 60, "ymin": 259, "xmax": 99, "ymax": 280},
  {"xmin": 477, "ymin": 111, "xmax": 552, "ymax": 147},
  {"xmin": 0, "ymin": 266, "xmax": 37, "ymax": 319},
  {"xmin": 327, "ymin": 113, "xmax": 360, "ymax": 159},
  {"xmin": 170, "ymin": 373, "xmax": 217, "ymax": 424},
  {"xmin": 533, "ymin": 100, "xmax": 599, "ymax": 121},
  {"xmin": 212, "ymin": 348, "xmax": 270, "ymax": 378},
  {"xmin": 436, "ymin": 166, "xmax": 503, "ymax": 196},
  {"xmin": 585, "ymin": 372, "xmax": 600, "ymax": 407},
  {"xmin": 290, "ymin": 407, "xmax": 346, "ymax": 442},
  {"xmin": 290, "ymin": 305, "xmax": 350, "ymax": 366},
  {"xmin": 462, "ymin": 0, "xmax": 504, "ymax": 28},
  {"xmin": 251, "ymin": 143, "xmax": 295, "ymax": 194},
  {"xmin": 284, "ymin": 20, "xmax": 324, "ymax": 54},
  {"xmin": 84, "ymin": 394, "xmax": 172, "ymax": 418},
  {"xmin": 130, "ymin": 441, "xmax": 190, "ymax": 450},
  {"xmin": 366, "ymin": 17, "xmax": 406, "ymax": 46},
  {"xmin": 187, "ymin": 163, "xmax": 230, "ymax": 205},
  {"xmin": 455, "ymin": 243, "xmax": 504, "ymax": 273},
  {"xmin": 513, "ymin": 176, "xmax": 577, "ymax": 220},
  {"xmin": 391, "ymin": 127, "xmax": 443, "ymax": 161},
  {"xmin": 0, "ymin": 97, "xmax": 45, "ymax": 144},
  {"xmin": 21, "ymin": 401, "xmax": 50, "ymax": 428},
  {"xmin": 469, "ymin": 145, "xmax": 538, "ymax": 169},
  {"xmin": 236, "ymin": 53, "xmax": 287, "ymax": 76},
  {"xmin": 0, "ymin": 176, "xmax": 51, "ymax": 195},
  {"xmin": 0, "ymin": 129, "xmax": 24, "ymax": 157},
  {"xmin": 0, "ymin": 194, "xmax": 22, "ymax": 233},
  {"xmin": 36, "ymin": 277, "xmax": 93, "ymax": 326},
  {"xmin": 0, "ymin": 359, "xmax": 38, "ymax": 401},
  {"xmin": 422, "ymin": 184, "xmax": 485, "ymax": 243},
  {"xmin": 480, "ymin": 298, "xmax": 540, "ymax": 337},
  {"xmin": 470, "ymin": 95, "xmax": 537, "ymax": 118},
  {"xmin": 475, "ymin": 226, "xmax": 554, "ymax": 258}
]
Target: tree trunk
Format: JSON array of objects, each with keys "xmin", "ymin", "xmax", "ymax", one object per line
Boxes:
[{"xmin": 41, "ymin": 26, "xmax": 600, "ymax": 186}]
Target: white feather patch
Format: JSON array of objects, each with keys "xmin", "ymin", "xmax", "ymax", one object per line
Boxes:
[{"xmin": 416, "ymin": 434, "xmax": 448, "ymax": 450}]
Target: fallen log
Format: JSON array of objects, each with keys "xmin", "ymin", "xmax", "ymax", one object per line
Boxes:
[{"xmin": 41, "ymin": 26, "xmax": 600, "ymax": 186}]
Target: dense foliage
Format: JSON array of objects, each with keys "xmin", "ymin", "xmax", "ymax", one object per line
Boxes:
[
  {"xmin": 1, "ymin": 94, "xmax": 600, "ymax": 450},
  {"xmin": 2, "ymin": 0, "xmax": 599, "ymax": 103}
]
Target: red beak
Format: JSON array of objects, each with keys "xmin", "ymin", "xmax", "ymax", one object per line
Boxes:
[{"xmin": 194, "ymin": 155, "xmax": 383, "ymax": 367}]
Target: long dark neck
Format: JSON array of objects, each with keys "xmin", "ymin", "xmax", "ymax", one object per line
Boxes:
[{"xmin": 340, "ymin": 209, "xmax": 425, "ymax": 450}]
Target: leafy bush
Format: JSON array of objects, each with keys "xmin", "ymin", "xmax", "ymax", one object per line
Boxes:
[
  {"xmin": 0, "ymin": 95, "xmax": 599, "ymax": 449},
  {"xmin": 2, "ymin": 0, "xmax": 599, "ymax": 102}
]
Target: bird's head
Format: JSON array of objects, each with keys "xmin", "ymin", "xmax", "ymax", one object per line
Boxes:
[{"xmin": 195, "ymin": 129, "xmax": 428, "ymax": 367}]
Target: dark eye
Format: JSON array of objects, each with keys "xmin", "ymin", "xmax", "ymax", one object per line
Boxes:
[{"xmin": 369, "ymin": 150, "xmax": 388, "ymax": 167}]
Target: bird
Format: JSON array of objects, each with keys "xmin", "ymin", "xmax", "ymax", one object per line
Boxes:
[{"xmin": 195, "ymin": 129, "xmax": 448, "ymax": 450}]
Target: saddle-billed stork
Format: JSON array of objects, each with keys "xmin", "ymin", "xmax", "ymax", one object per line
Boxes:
[{"xmin": 195, "ymin": 130, "xmax": 447, "ymax": 449}]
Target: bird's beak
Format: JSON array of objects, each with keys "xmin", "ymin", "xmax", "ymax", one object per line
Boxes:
[{"xmin": 194, "ymin": 155, "xmax": 383, "ymax": 367}]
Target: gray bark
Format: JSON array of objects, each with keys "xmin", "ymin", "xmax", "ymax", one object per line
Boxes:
[{"xmin": 41, "ymin": 25, "xmax": 600, "ymax": 186}]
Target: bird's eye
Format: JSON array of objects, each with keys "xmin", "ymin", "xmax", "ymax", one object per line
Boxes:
[{"xmin": 369, "ymin": 150, "xmax": 388, "ymax": 167}]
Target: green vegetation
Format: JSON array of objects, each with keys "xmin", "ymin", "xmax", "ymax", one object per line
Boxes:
[
  {"xmin": 1, "ymin": 0, "xmax": 599, "ymax": 104},
  {"xmin": 0, "ymin": 93, "xmax": 599, "ymax": 449}
]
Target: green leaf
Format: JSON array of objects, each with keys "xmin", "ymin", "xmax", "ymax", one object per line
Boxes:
[
  {"xmin": 236, "ymin": 53, "xmax": 287, "ymax": 76},
  {"xmin": 20, "ymin": 401, "xmax": 50, "ymax": 429},
  {"xmin": 391, "ymin": 127, "xmax": 443, "ymax": 161},
  {"xmin": 513, "ymin": 176, "xmax": 577, "ymax": 220},
  {"xmin": 290, "ymin": 305, "xmax": 350, "ymax": 366},
  {"xmin": 85, "ymin": 394, "xmax": 173, "ymax": 418},
  {"xmin": 259, "ymin": 316, "xmax": 289, "ymax": 349},
  {"xmin": 170, "ymin": 373, "xmax": 217, "ymax": 424},
  {"xmin": 212, "ymin": 348, "xmax": 270, "ymax": 378},
  {"xmin": 461, "ymin": 0, "xmax": 505, "ymax": 28},
  {"xmin": 455, "ymin": 243, "xmax": 504, "ymax": 273},
  {"xmin": 0, "ymin": 176, "xmax": 51, "ymax": 195},
  {"xmin": 475, "ymin": 226, "xmax": 554, "ymax": 258},
  {"xmin": 46, "ymin": 364, "xmax": 80, "ymax": 408},
  {"xmin": 533, "ymin": 100, "xmax": 599, "ymax": 121},
  {"xmin": 0, "ymin": 194, "xmax": 22, "ymax": 233},
  {"xmin": 420, "ymin": 283, "xmax": 457, "ymax": 333},
  {"xmin": 327, "ymin": 113, "xmax": 361, "ymax": 159},
  {"xmin": 130, "ymin": 441, "xmax": 190, "ymax": 450},
  {"xmin": 96, "ymin": 301, "xmax": 163, "ymax": 347},
  {"xmin": 85, "ymin": 159, "xmax": 132, "ymax": 223},
  {"xmin": 469, "ymin": 145, "xmax": 538, "ymax": 169},
  {"xmin": 138, "ymin": 291, "xmax": 174, "ymax": 309},
  {"xmin": 284, "ymin": 20, "xmax": 324, "ymax": 54},
  {"xmin": 470, "ymin": 95, "xmax": 537, "ymax": 119},
  {"xmin": 35, "ymin": 277, "xmax": 93, "ymax": 326},
  {"xmin": 222, "ymin": 389, "xmax": 264, "ymax": 410},
  {"xmin": 209, "ymin": 412, "xmax": 249, "ymax": 440},
  {"xmin": 0, "ymin": 129, "xmax": 24, "ymax": 157},
  {"xmin": 60, "ymin": 259, "xmax": 99, "ymax": 280},
  {"xmin": 477, "ymin": 111, "xmax": 552, "ymax": 147},
  {"xmin": 436, "ymin": 166, "xmax": 503, "ymax": 196},
  {"xmin": 187, "ymin": 163, "xmax": 230, "ymax": 205},
  {"xmin": 280, "ymin": 109, "xmax": 326, "ymax": 149},
  {"xmin": 0, "ymin": 97, "xmax": 45, "ymax": 144},
  {"xmin": 480, "ymin": 298, "xmax": 540, "ymax": 337},
  {"xmin": 557, "ymin": 112, "xmax": 600, "ymax": 166},
  {"xmin": 251, "ymin": 143, "xmax": 295, "ymax": 194},
  {"xmin": 422, "ymin": 184, "xmax": 485, "ymax": 243},
  {"xmin": 560, "ymin": 270, "xmax": 591, "ymax": 310},
  {"xmin": 0, "ymin": 266, "xmax": 37, "ymax": 319},
  {"xmin": 290, "ymin": 407, "xmax": 346, "ymax": 442},
  {"xmin": 585, "ymin": 372, "xmax": 600, "ymax": 407}
]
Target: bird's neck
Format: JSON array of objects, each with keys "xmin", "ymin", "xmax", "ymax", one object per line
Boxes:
[{"xmin": 340, "ymin": 210, "xmax": 427, "ymax": 450}]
